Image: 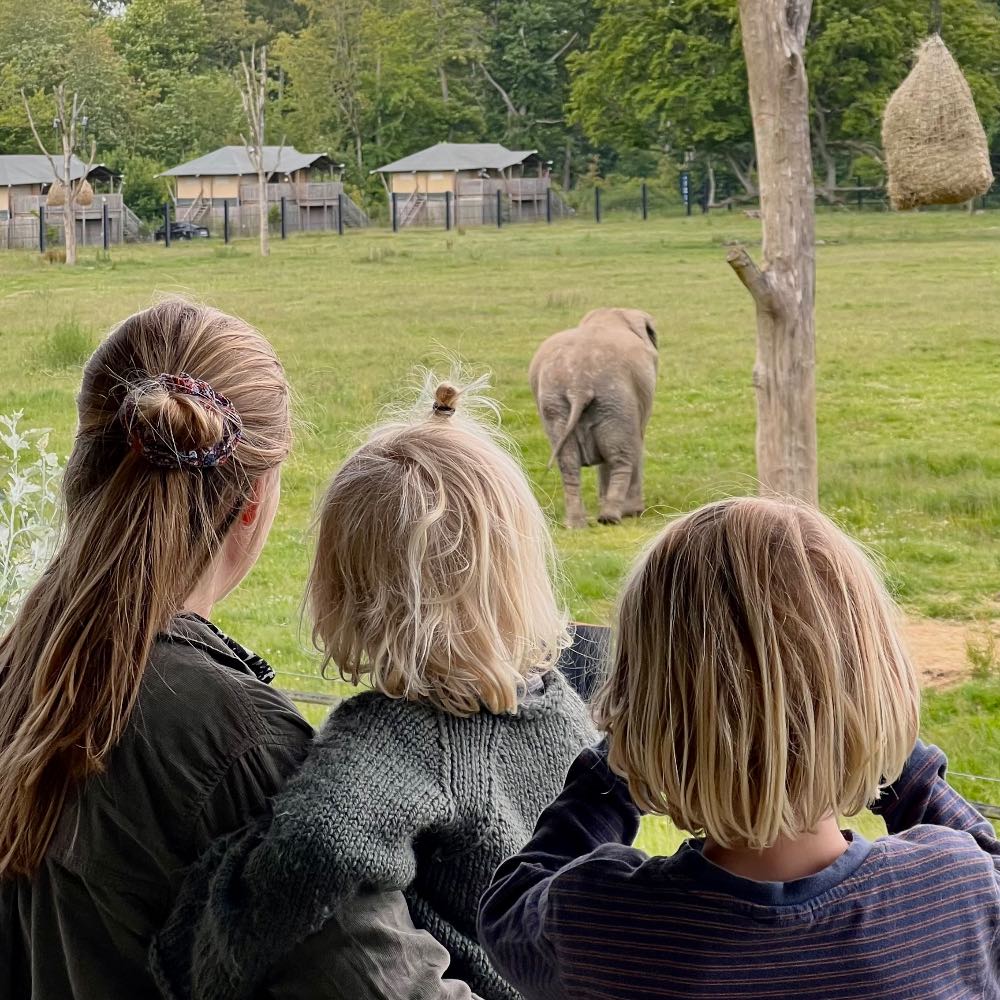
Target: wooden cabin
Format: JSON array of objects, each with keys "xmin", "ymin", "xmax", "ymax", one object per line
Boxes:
[
  {"xmin": 374, "ymin": 143, "xmax": 566, "ymax": 227},
  {"xmin": 159, "ymin": 146, "xmax": 367, "ymax": 232},
  {"xmin": 0, "ymin": 155, "xmax": 133, "ymax": 249}
]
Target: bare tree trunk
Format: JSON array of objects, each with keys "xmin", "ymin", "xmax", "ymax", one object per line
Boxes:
[
  {"xmin": 728, "ymin": 0, "xmax": 818, "ymax": 505},
  {"xmin": 22, "ymin": 84, "xmax": 94, "ymax": 267},
  {"xmin": 62, "ymin": 139, "xmax": 77, "ymax": 266},
  {"xmin": 240, "ymin": 46, "xmax": 270, "ymax": 257},
  {"xmin": 813, "ymin": 103, "xmax": 839, "ymax": 204},
  {"xmin": 705, "ymin": 158, "xmax": 717, "ymax": 209},
  {"xmin": 725, "ymin": 152, "xmax": 759, "ymax": 197}
]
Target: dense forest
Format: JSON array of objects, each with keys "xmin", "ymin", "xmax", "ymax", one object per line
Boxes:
[{"xmin": 3, "ymin": 0, "xmax": 1000, "ymax": 219}]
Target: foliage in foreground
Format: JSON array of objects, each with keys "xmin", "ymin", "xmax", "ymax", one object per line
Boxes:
[{"xmin": 0, "ymin": 414, "xmax": 62, "ymax": 633}]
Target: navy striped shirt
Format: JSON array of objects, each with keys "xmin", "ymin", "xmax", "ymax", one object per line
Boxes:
[{"xmin": 478, "ymin": 742, "xmax": 1000, "ymax": 999}]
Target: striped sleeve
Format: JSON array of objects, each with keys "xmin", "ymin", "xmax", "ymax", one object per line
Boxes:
[
  {"xmin": 873, "ymin": 741, "xmax": 1000, "ymax": 874},
  {"xmin": 477, "ymin": 743, "xmax": 640, "ymax": 998}
]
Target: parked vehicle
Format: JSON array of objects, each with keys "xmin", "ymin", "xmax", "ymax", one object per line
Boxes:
[{"xmin": 154, "ymin": 221, "xmax": 210, "ymax": 241}]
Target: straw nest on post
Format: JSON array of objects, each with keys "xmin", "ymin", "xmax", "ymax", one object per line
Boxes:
[
  {"xmin": 882, "ymin": 35, "xmax": 993, "ymax": 210},
  {"xmin": 46, "ymin": 179, "xmax": 94, "ymax": 208}
]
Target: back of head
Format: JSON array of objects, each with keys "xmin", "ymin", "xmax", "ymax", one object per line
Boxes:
[
  {"xmin": 594, "ymin": 496, "xmax": 920, "ymax": 850},
  {"xmin": 0, "ymin": 298, "xmax": 290, "ymax": 878},
  {"xmin": 308, "ymin": 373, "xmax": 568, "ymax": 716}
]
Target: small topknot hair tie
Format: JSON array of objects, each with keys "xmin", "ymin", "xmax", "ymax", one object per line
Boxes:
[
  {"xmin": 432, "ymin": 383, "xmax": 459, "ymax": 417},
  {"xmin": 121, "ymin": 372, "xmax": 244, "ymax": 470}
]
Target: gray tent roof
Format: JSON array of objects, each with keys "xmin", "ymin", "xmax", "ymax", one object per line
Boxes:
[
  {"xmin": 0, "ymin": 155, "xmax": 92, "ymax": 187},
  {"xmin": 159, "ymin": 146, "xmax": 332, "ymax": 177},
  {"xmin": 374, "ymin": 143, "xmax": 538, "ymax": 174}
]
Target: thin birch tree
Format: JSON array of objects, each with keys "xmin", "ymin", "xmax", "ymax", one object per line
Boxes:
[
  {"xmin": 21, "ymin": 85, "xmax": 96, "ymax": 266},
  {"xmin": 239, "ymin": 45, "xmax": 273, "ymax": 257}
]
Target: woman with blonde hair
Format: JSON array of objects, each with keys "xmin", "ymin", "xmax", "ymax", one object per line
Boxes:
[
  {"xmin": 0, "ymin": 301, "xmax": 475, "ymax": 1000},
  {"xmin": 480, "ymin": 496, "xmax": 1000, "ymax": 999},
  {"xmin": 152, "ymin": 375, "xmax": 595, "ymax": 1000}
]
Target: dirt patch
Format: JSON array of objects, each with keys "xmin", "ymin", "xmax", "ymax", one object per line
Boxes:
[{"xmin": 902, "ymin": 617, "xmax": 998, "ymax": 689}]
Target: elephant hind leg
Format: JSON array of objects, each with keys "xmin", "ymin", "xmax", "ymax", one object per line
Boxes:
[
  {"xmin": 557, "ymin": 449, "xmax": 588, "ymax": 529},
  {"xmin": 597, "ymin": 460, "xmax": 631, "ymax": 525},
  {"xmin": 624, "ymin": 460, "xmax": 645, "ymax": 517}
]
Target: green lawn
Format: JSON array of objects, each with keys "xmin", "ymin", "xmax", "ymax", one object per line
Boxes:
[{"xmin": 1, "ymin": 211, "xmax": 998, "ymax": 839}]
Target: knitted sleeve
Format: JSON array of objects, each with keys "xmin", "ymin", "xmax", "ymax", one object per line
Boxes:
[{"xmin": 151, "ymin": 693, "xmax": 456, "ymax": 1000}]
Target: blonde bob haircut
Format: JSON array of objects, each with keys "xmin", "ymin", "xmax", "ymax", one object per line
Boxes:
[
  {"xmin": 308, "ymin": 373, "xmax": 569, "ymax": 717},
  {"xmin": 594, "ymin": 496, "xmax": 920, "ymax": 851}
]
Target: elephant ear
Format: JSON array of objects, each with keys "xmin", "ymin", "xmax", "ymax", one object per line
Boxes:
[{"xmin": 620, "ymin": 309, "xmax": 658, "ymax": 350}]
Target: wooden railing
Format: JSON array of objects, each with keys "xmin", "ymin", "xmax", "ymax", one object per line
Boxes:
[
  {"xmin": 10, "ymin": 192, "xmax": 124, "ymax": 218},
  {"xmin": 457, "ymin": 177, "xmax": 549, "ymax": 198},
  {"xmin": 238, "ymin": 181, "xmax": 344, "ymax": 205}
]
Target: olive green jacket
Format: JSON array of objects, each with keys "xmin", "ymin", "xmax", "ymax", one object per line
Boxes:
[{"xmin": 0, "ymin": 615, "xmax": 474, "ymax": 1000}]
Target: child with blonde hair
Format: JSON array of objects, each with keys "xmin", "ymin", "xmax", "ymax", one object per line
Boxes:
[
  {"xmin": 153, "ymin": 375, "xmax": 595, "ymax": 1000},
  {"xmin": 480, "ymin": 496, "xmax": 1000, "ymax": 999}
]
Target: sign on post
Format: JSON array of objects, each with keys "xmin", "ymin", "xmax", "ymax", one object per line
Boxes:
[{"xmin": 680, "ymin": 172, "xmax": 691, "ymax": 216}]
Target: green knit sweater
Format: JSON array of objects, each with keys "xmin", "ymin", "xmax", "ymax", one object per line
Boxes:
[{"xmin": 151, "ymin": 668, "xmax": 595, "ymax": 1000}]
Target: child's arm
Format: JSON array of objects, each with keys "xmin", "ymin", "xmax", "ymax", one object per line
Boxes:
[
  {"xmin": 871, "ymin": 740, "xmax": 1000, "ymax": 866},
  {"xmin": 477, "ymin": 741, "xmax": 640, "ymax": 999},
  {"xmin": 152, "ymin": 695, "xmax": 455, "ymax": 1000},
  {"xmin": 261, "ymin": 891, "xmax": 479, "ymax": 1000}
]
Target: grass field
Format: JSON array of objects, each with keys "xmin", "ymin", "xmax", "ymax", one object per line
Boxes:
[{"xmin": 1, "ymin": 211, "xmax": 998, "ymax": 840}]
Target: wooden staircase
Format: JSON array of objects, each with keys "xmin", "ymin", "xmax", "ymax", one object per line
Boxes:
[{"xmin": 398, "ymin": 191, "xmax": 426, "ymax": 227}]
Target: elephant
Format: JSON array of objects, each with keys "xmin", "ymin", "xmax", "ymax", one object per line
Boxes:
[{"xmin": 529, "ymin": 307, "xmax": 658, "ymax": 528}]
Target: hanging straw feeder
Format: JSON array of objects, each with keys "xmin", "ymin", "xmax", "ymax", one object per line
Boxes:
[
  {"xmin": 882, "ymin": 34, "xmax": 993, "ymax": 210},
  {"xmin": 46, "ymin": 179, "xmax": 94, "ymax": 208}
]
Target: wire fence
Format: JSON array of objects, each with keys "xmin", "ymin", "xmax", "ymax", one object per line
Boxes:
[{"xmin": 7, "ymin": 172, "xmax": 1000, "ymax": 254}]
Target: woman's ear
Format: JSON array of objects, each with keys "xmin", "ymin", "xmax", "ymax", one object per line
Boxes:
[{"xmin": 241, "ymin": 499, "xmax": 260, "ymax": 527}]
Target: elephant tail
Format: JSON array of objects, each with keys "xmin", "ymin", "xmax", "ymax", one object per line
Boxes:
[{"xmin": 546, "ymin": 394, "xmax": 590, "ymax": 470}]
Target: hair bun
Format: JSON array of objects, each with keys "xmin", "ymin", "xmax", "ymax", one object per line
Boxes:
[
  {"xmin": 122, "ymin": 373, "xmax": 243, "ymax": 469},
  {"xmin": 432, "ymin": 382, "xmax": 459, "ymax": 417}
]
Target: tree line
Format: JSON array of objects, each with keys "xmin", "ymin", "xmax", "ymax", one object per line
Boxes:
[{"xmin": 3, "ymin": 0, "xmax": 1000, "ymax": 220}]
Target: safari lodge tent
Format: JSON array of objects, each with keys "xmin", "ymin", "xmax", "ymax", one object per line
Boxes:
[
  {"xmin": 159, "ymin": 146, "xmax": 367, "ymax": 235},
  {"xmin": 374, "ymin": 143, "xmax": 569, "ymax": 227},
  {"xmin": 0, "ymin": 155, "xmax": 133, "ymax": 249}
]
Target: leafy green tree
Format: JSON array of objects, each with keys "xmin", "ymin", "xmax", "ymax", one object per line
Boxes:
[
  {"xmin": 112, "ymin": 0, "xmax": 208, "ymax": 94},
  {"xmin": 568, "ymin": 0, "xmax": 753, "ymax": 198},
  {"xmin": 474, "ymin": 0, "xmax": 599, "ymax": 184},
  {"xmin": 0, "ymin": 0, "xmax": 132, "ymax": 152}
]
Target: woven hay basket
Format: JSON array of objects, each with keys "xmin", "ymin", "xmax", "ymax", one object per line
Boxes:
[
  {"xmin": 882, "ymin": 35, "xmax": 993, "ymax": 210},
  {"xmin": 46, "ymin": 179, "xmax": 94, "ymax": 208}
]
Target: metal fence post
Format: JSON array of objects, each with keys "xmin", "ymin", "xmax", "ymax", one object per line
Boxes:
[
  {"xmin": 496, "ymin": 189, "xmax": 502, "ymax": 229},
  {"xmin": 445, "ymin": 191, "xmax": 451, "ymax": 231},
  {"xmin": 163, "ymin": 203, "xmax": 171, "ymax": 247},
  {"xmin": 595, "ymin": 187, "xmax": 602, "ymax": 223},
  {"xmin": 337, "ymin": 193, "xmax": 344, "ymax": 236},
  {"xmin": 641, "ymin": 182, "xmax": 648, "ymax": 221},
  {"xmin": 39, "ymin": 205, "xmax": 46, "ymax": 253},
  {"xmin": 391, "ymin": 193, "xmax": 398, "ymax": 232},
  {"xmin": 102, "ymin": 199, "xmax": 110, "ymax": 251},
  {"xmin": 280, "ymin": 196, "xmax": 287, "ymax": 239},
  {"xmin": 546, "ymin": 188, "xmax": 552, "ymax": 224},
  {"xmin": 223, "ymin": 200, "xmax": 230, "ymax": 243}
]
